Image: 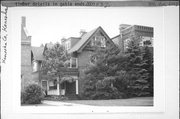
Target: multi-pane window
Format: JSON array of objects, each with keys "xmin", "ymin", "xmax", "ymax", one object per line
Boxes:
[
  {"xmin": 71, "ymin": 57, "xmax": 78, "ymax": 68},
  {"xmin": 91, "ymin": 36, "xmax": 106, "ymax": 47},
  {"xmin": 49, "ymin": 80, "xmax": 57, "ymax": 90},
  {"xmin": 65, "ymin": 41, "xmax": 71, "ymax": 50},
  {"xmin": 66, "ymin": 57, "xmax": 78, "ymax": 68}
]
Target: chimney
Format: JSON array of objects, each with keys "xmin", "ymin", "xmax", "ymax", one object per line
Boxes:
[
  {"xmin": 21, "ymin": 16, "xmax": 26, "ymax": 27},
  {"xmin": 80, "ymin": 29, "xmax": 87, "ymax": 37},
  {"xmin": 61, "ymin": 37, "xmax": 67, "ymax": 45}
]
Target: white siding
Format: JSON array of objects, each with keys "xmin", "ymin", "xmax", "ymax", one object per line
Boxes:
[{"xmin": 47, "ymin": 83, "xmax": 60, "ymax": 95}]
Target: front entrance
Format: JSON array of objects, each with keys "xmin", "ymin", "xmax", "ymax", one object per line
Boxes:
[
  {"xmin": 60, "ymin": 81, "xmax": 76, "ymax": 98},
  {"xmin": 66, "ymin": 81, "xmax": 76, "ymax": 95}
]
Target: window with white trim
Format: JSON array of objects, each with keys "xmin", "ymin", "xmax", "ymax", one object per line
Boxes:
[
  {"xmin": 49, "ymin": 80, "xmax": 57, "ymax": 90},
  {"xmin": 66, "ymin": 57, "xmax": 78, "ymax": 68},
  {"xmin": 91, "ymin": 36, "xmax": 106, "ymax": 47},
  {"xmin": 71, "ymin": 57, "xmax": 78, "ymax": 68},
  {"xmin": 65, "ymin": 41, "xmax": 71, "ymax": 50},
  {"xmin": 32, "ymin": 61, "xmax": 38, "ymax": 72}
]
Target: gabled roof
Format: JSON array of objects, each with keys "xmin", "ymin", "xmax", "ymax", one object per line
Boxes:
[
  {"xmin": 68, "ymin": 26, "xmax": 114, "ymax": 53},
  {"xmin": 111, "ymin": 34, "xmax": 120, "ymax": 40},
  {"xmin": 31, "ymin": 46, "xmax": 45, "ymax": 61},
  {"xmin": 68, "ymin": 27, "xmax": 98, "ymax": 53}
]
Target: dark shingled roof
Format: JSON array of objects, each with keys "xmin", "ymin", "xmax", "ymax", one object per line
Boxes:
[
  {"xmin": 31, "ymin": 46, "xmax": 45, "ymax": 61},
  {"xmin": 68, "ymin": 26, "xmax": 116, "ymax": 53},
  {"xmin": 68, "ymin": 27, "xmax": 99, "ymax": 53}
]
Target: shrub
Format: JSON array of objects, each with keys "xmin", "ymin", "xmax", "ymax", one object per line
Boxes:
[
  {"xmin": 44, "ymin": 95, "xmax": 69, "ymax": 101},
  {"xmin": 21, "ymin": 84, "xmax": 44, "ymax": 104}
]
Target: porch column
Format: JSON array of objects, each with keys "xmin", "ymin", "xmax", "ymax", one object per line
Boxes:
[
  {"xmin": 76, "ymin": 80, "xmax": 78, "ymax": 95},
  {"xmin": 70, "ymin": 58, "xmax": 72, "ymax": 68}
]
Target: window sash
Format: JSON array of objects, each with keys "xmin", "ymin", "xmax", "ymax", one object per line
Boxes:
[
  {"xmin": 68, "ymin": 58, "xmax": 78, "ymax": 68},
  {"xmin": 49, "ymin": 80, "xmax": 57, "ymax": 90},
  {"xmin": 91, "ymin": 36, "xmax": 106, "ymax": 47}
]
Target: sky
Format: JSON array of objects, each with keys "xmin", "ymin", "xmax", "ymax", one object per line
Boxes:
[{"xmin": 10, "ymin": 7, "xmax": 163, "ymax": 47}]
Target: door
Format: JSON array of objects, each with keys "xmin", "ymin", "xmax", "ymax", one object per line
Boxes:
[{"xmin": 66, "ymin": 82, "xmax": 76, "ymax": 95}]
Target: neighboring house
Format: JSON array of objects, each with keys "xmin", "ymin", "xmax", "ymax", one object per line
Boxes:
[
  {"xmin": 112, "ymin": 24, "xmax": 154, "ymax": 52},
  {"xmin": 21, "ymin": 16, "xmax": 35, "ymax": 90},
  {"xmin": 21, "ymin": 16, "xmax": 45, "ymax": 90}
]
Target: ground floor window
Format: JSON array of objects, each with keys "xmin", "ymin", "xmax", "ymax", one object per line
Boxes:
[{"xmin": 49, "ymin": 80, "xmax": 57, "ymax": 90}]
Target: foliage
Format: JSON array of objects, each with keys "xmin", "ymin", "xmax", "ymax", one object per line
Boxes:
[
  {"xmin": 82, "ymin": 46, "xmax": 128, "ymax": 99},
  {"xmin": 21, "ymin": 84, "xmax": 44, "ymax": 104},
  {"xmin": 44, "ymin": 95, "xmax": 69, "ymax": 101},
  {"xmin": 125, "ymin": 38, "xmax": 153, "ymax": 97},
  {"xmin": 42, "ymin": 42, "xmax": 70, "ymax": 82},
  {"xmin": 82, "ymin": 36, "xmax": 153, "ymax": 99},
  {"xmin": 41, "ymin": 42, "xmax": 70, "ymax": 77}
]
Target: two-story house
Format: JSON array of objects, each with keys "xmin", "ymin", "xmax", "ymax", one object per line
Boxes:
[{"xmin": 38, "ymin": 27, "xmax": 116, "ymax": 98}]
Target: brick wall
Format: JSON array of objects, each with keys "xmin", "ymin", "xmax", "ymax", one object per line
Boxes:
[{"xmin": 21, "ymin": 17, "xmax": 39, "ymax": 90}]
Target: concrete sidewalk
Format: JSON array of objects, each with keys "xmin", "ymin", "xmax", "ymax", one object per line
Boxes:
[{"xmin": 42, "ymin": 100, "xmax": 94, "ymax": 107}]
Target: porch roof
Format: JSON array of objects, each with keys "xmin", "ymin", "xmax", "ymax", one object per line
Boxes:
[{"xmin": 60, "ymin": 76, "xmax": 78, "ymax": 84}]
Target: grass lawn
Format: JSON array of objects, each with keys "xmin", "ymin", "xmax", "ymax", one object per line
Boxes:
[{"xmin": 63, "ymin": 97, "xmax": 153, "ymax": 106}]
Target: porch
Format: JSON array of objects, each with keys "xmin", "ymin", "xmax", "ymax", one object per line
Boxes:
[{"xmin": 40, "ymin": 68, "xmax": 79, "ymax": 98}]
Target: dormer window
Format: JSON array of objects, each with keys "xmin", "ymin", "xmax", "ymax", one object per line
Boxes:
[
  {"xmin": 91, "ymin": 36, "xmax": 106, "ymax": 47},
  {"xmin": 65, "ymin": 41, "xmax": 71, "ymax": 50}
]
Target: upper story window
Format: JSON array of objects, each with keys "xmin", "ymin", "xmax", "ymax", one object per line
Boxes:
[
  {"xmin": 71, "ymin": 57, "xmax": 78, "ymax": 68},
  {"xmin": 91, "ymin": 36, "xmax": 106, "ymax": 47},
  {"xmin": 139, "ymin": 36, "xmax": 153, "ymax": 47},
  {"xmin": 123, "ymin": 38, "xmax": 131, "ymax": 50},
  {"xmin": 32, "ymin": 61, "xmax": 38, "ymax": 72},
  {"xmin": 89, "ymin": 54, "xmax": 98, "ymax": 65},
  {"xmin": 65, "ymin": 41, "xmax": 71, "ymax": 50},
  {"xmin": 65, "ymin": 57, "xmax": 78, "ymax": 68}
]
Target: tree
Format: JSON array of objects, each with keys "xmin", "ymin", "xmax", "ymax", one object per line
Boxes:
[
  {"xmin": 41, "ymin": 42, "xmax": 70, "ymax": 77},
  {"xmin": 141, "ymin": 46, "xmax": 153, "ymax": 96},
  {"xmin": 125, "ymin": 37, "xmax": 153, "ymax": 97},
  {"xmin": 82, "ymin": 45, "xmax": 129, "ymax": 99},
  {"xmin": 82, "ymin": 35, "xmax": 154, "ymax": 99}
]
